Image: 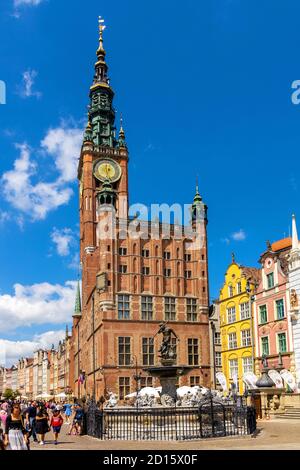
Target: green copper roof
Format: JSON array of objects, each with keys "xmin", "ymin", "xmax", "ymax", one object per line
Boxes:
[
  {"xmin": 83, "ymin": 118, "xmax": 93, "ymax": 143},
  {"xmin": 88, "ymin": 19, "xmax": 117, "ymax": 148},
  {"xmin": 192, "ymin": 185, "xmax": 202, "ymax": 207},
  {"xmin": 74, "ymin": 281, "xmax": 82, "ymax": 316}
]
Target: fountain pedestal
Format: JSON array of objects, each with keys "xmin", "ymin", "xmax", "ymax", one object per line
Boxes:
[{"xmin": 144, "ymin": 363, "xmax": 193, "ymax": 406}]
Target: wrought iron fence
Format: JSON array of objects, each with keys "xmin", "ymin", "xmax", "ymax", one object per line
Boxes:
[{"xmin": 85, "ymin": 395, "xmax": 256, "ymax": 441}]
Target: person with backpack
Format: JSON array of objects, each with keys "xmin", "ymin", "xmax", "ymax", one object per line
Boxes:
[
  {"xmin": 50, "ymin": 408, "xmax": 63, "ymax": 445},
  {"xmin": 73, "ymin": 403, "xmax": 84, "ymax": 436}
]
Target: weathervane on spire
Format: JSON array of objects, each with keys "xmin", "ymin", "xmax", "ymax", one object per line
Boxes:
[
  {"xmin": 98, "ymin": 16, "xmax": 106, "ymax": 49},
  {"xmin": 196, "ymin": 175, "xmax": 199, "ymax": 193}
]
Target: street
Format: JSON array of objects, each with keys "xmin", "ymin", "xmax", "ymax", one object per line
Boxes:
[{"xmin": 29, "ymin": 418, "xmax": 300, "ymax": 451}]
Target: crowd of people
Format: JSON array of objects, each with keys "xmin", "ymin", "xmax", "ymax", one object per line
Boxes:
[{"xmin": 0, "ymin": 399, "xmax": 85, "ymax": 451}]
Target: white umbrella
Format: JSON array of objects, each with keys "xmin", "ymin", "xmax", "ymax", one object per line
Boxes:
[
  {"xmin": 125, "ymin": 386, "xmax": 160, "ymax": 399},
  {"xmin": 55, "ymin": 392, "xmax": 67, "ymax": 399},
  {"xmin": 36, "ymin": 393, "xmax": 53, "ymax": 399},
  {"xmin": 139, "ymin": 387, "xmax": 160, "ymax": 397},
  {"xmin": 124, "ymin": 392, "xmax": 137, "ymax": 399},
  {"xmin": 176, "ymin": 386, "xmax": 193, "ymax": 398}
]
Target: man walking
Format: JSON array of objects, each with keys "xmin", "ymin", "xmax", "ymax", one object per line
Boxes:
[{"xmin": 25, "ymin": 401, "xmax": 38, "ymax": 443}]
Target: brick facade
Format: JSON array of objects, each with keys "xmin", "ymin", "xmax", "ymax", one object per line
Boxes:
[{"xmin": 71, "ymin": 26, "xmax": 211, "ymax": 401}]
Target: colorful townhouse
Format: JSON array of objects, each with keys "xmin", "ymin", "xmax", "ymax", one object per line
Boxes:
[
  {"xmin": 288, "ymin": 215, "xmax": 300, "ymax": 388},
  {"xmin": 219, "ymin": 256, "xmax": 260, "ymax": 393},
  {"xmin": 254, "ymin": 238, "xmax": 293, "ymax": 374}
]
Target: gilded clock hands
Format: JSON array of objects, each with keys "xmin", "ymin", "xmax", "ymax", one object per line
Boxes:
[{"xmin": 93, "ymin": 159, "xmax": 121, "ymax": 183}]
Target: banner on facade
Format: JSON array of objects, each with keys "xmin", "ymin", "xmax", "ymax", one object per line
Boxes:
[
  {"xmin": 268, "ymin": 369, "xmax": 284, "ymax": 388},
  {"xmin": 280, "ymin": 369, "xmax": 297, "ymax": 392},
  {"xmin": 242, "ymin": 372, "xmax": 258, "ymax": 389},
  {"xmin": 216, "ymin": 372, "xmax": 228, "ymax": 392}
]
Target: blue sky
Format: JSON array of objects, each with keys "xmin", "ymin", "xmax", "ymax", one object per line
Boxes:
[{"xmin": 0, "ymin": 0, "xmax": 300, "ymax": 364}]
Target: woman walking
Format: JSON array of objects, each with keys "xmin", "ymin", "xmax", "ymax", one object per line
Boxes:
[
  {"xmin": 0, "ymin": 409, "xmax": 7, "ymax": 433},
  {"xmin": 50, "ymin": 408, "xmax": 63, "ymax": 445},
  {"xmin": 35, "ymin": 406, "xmax": 49, "ymax": 446},
  {"xmin": 4, "ymin": 404, "xmax": 28, "ymax": 450},
  {"xmin": 64, "ymin": 403, "xmax": 72, "ymax": 425}
]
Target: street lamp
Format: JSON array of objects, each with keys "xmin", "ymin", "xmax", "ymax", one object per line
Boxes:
[
  {"xmin": 210, "ymin": 321, "xmax": 216, "ymax": 389},
  {"xmin": 131, "ymin": 355, "xmax": 142, "ymax": 408}
]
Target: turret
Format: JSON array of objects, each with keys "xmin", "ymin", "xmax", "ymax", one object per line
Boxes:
[{"xmin": 73, "ymin": 281, "xmax": 82, "ymax": 318}]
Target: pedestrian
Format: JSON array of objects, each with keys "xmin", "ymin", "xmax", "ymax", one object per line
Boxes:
[
  {"xmin": 4, "ymin": 403, "xmax": 28, "ymax": 450},
  {"xmin": 0, "ymin": 409, "xmax": 7, "ymax": 433},
  {"xmin": 64, "ymin": 403, "xmax": 72, "ymax": 425},
  {"xmin": 0, "ymin": 429, "xmax": 6, "ymax": 451},
  {"xmin": 73, "ymin": 403, "xmax": 84, "ymax": 436},
  {"xmin": 35, "ymin": 406, "xmax": 49, "ymax": 446},
  {"xmin": 25, "ymin": 401, "xmax": 38, "ymax": 443},
  {"xmin": 1, "ymin": 401, "xmax": 8, "ymax": 412},
  {"xmin": 50, "ymin": 408, "xmax": 63, "ymax": 445}
]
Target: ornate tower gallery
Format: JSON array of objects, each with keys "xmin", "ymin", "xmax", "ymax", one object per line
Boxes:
[{"xmin": 72, "ymin": 20, "xmax": 211, "ymax": 401}]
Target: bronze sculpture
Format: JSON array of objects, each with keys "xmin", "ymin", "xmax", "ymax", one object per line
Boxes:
[{"xmin": 154, "ymin": 322, "xmax": 178, "ymax": 362}]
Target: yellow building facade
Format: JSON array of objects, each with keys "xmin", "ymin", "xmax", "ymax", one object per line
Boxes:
[{"xmin": 219, "ymin": 259, "xmax": 259, "ymax": 394}]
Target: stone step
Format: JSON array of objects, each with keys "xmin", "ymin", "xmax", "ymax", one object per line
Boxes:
[
  {"xmin": 284, "ymin": 406, "xmax": 300, "ymax": 409},
  {"xmin": 275, "ymin": 413, "xmax": 300, "ymax": 419},
  {"xmin": 275, "ymin": 415, "xmax": 300, "ymax": 419}
]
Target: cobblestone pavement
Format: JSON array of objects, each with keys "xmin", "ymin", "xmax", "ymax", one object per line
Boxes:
[{"xmin": 30, "ymin": 419, "xmax": 300, "ymax": 451}]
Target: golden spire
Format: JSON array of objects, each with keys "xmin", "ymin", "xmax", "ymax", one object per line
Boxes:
[
  {"xmin": 97, "ymin": 16, "xmax": 106, "ymax": 55},
  {"xmin": 119, "ymin": 113, "xmax": 125, "ymax": 136},
  {"xmin": 119, "ymin": 112, "xmax": 126, "ymax": 147}
]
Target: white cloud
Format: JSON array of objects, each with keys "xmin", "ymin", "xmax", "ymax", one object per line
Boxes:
[
  {"xmin": 51, "ymin": 227, "xmax": 74, "ymax": 256},
  {"xmin": 221, "ymin": 229, "xmax": 247, "ymax": 244},
  {"xmin": 231, "ymin": 229, "xmax": 246, "ymax": 241},
  {"xmin": 68, "ymin": 252, "xmax": 80, "ymax": 270},
  {"xmin": 0, "ymin": 280, "xmax": 77, "ymax": 333},
  {"xmin": 41, "ymin": 127, "xmax": 83, "ymax": 182},
  {"xmin": 0, "ymin": 330, "xmax": 65, "ymax": 367},
  {"xmin": 17, "ymin": 70, "xmax": 42, "ymax": 99},
  {"xmin": 0, "ymin": 211, "xmax": 10, "ymax": 224},
  {"xmin": 2, "ymin": 123, "xmax": 83, "ymax": 221},
  {"xmin": 14, "ymin": 0, "xmax": 44, "ymax": 7},
  {"xmin": 2, "ymin": 143, "xmax": 73, "ymax": 220}
]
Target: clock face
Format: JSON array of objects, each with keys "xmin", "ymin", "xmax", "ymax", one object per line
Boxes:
[
  {"xmin": 93, "ymin": 158, "xmax": 122, "ymax": 183},
  {"xmin": 266, "ymin": 258, "xmax": 273, "ymax": 268}
]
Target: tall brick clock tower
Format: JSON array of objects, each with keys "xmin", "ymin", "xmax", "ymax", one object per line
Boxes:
[{"xmin": 72, "ymin": 19, "xmax": 211, "ymax": 401}]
